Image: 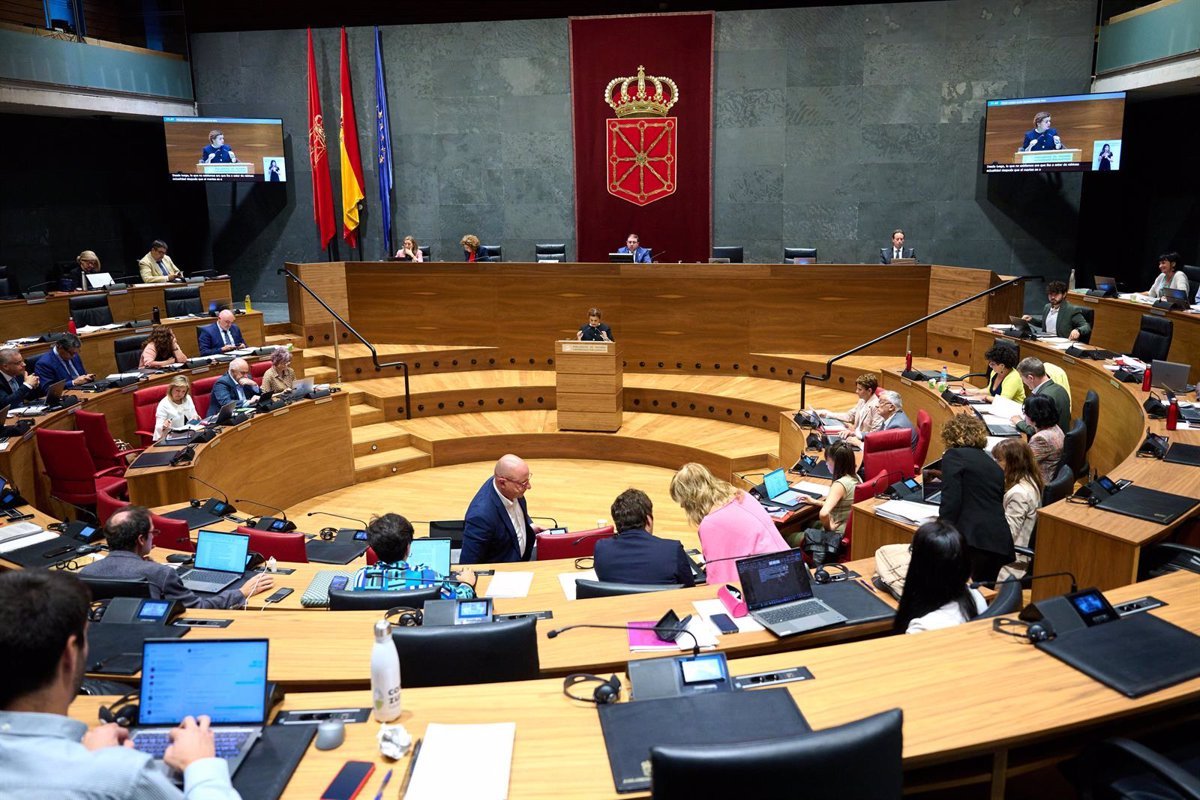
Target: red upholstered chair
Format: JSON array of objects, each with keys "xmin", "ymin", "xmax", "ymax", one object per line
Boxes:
[
  {"xmin": 861, "ymin": 428, "xmax": 916, "ymax": 485},
  {"xmin": 36, "ymin": 429, "xmax": 128, "ymax": 510},
  {"xmin": 250, "ymin": 360, "xmax": 271, "ymax": 383},
  {"xmin": 152, "ymin": 512, "xmax": 195, "ymax": 553},
  {"xmin": 366, "ymin": 546, "xmax": 378, "ymax": 566},
  {"xmin": 535, "ymin": 526, "xmax": 616, "ymax": 560},
  {"xmin": 841, "ymin": 469, "xmax": 895, "ymax": 560},
  {"xmin": 96, "ymin": 486, "xmax": 130, "ymax": 526},
  {"xmin": 75, "ymin": 409, "xmax": 144, "ymax": 470},
  {"xmin": 237, "ymin": 525, "xmax": 309, "ymax": 563},
  {"xmin": 192, "ymin": 376, "xmax": 220, "ymax": 417},
  {"xmin": 913, "ymin": 409, "xmax": 932, "ymax": 471},
  {"xmin": 132, "ymin": 384, "xmax": 172, "ymax": 446}
]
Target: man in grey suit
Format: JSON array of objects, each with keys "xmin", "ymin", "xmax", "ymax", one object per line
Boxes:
[
  {"xmin": 79, "ymin": 506, "xmax": 273, "ymax": 609},
  {"xmin": 1022, "ymin": 280, "xmax": 1090, "ymax": 341},
  {"xmin": 1011, "ymin": 357, "xmax": 1071, "ymax": 435},
  {"xmin": 880, "ymin": 229, "xmax": 916, "ymax": 264},
  {"xmin": 877, "ymin": 390, "xmax": 918, "ymax": 450}
]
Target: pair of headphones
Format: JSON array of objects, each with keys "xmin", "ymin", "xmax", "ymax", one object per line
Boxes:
[
  {"xmin": 384, "ymin": 606, "xmax": 423, "ymax": 627},
  {"xmin": 992, "ymin": 617, "xmax": 1056, "ymax": 643},
  {"xmin": 563, "ymin": 673, "xmax": 622, "ymax": 704},
  {"xmin": 318, "ymin": 527, "xmax": 338, "ymax": 541},
  {"xmin": 812, "ymin": 562, "xmax": 850, "ymax": 585},
  {"xmin": 98, "ymin": 691, "xmax": 140, "ymax": 727}
]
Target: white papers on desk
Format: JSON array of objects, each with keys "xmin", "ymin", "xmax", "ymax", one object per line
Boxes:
[
  {"xmin": 986, "ymin": 323, "xmax": 1011, "ymax": 331},
  {"xmin": 984, "ymin": 436, "xmax": 1010, "ymax": 454},
  {"xmin": 628, "ymin": 615, "xmax": 719, "ymax": 652},
  {"xmin": 559, "ymin": 568, "xmax": 596, "ymax": 600},
  {"xmin": 874, "ymin": 499, "xmax": 940, "ymax": 526},
  {"xmin": 692, "ymin": 598, "xmax": 764, "ymax": 633},
  {"xmin": 406, "ymin": 722, "xmax": 516, "ymax": 800},
  {"xmin": 104, "ymin": 372, "xmax": 142, "ymax": 382},
  {"xmin": 976, "ymin": 394, "xmax": 1022, "ymax": 419},
  {"xmin": 75, "ymin": 323, "xmax": 122, "ymax": 333},
  {"xmin": 8, "ymin": 405, "xmax": 46, "ymax": 415},
  {"xmin": 230, "ymin": 347, "xmax": 256, "ymax": 357},
  {"xmin": 0, "ymin": 529, "xmax": 57, "ymax": 554},
  {"xmin": 790, "ymin": 480, "xmax": 830, "ymax": 498},
  {"xmin": 3, "ymin": 337, "xmax": 40, "ymax": 347},
  {"xmin": 1040, "ymin": 336, "xmax": 1070, "ymax": 344},
  {"xmin": 485, "ymin": 571, "xmax": 533, "ymax": 598}
]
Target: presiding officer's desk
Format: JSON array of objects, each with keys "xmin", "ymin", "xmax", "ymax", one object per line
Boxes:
[
  {"xmin": 69, "ymin": 570, "xmax": 1200, "ymax": 799},
  {"xmin": 1078, "ymin": 292, "xmax": 1200, "ymax": 384}
]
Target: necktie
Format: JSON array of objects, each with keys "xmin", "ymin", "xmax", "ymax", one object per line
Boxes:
[
  {"xmin": 157, "ymin": 259, "xmax": 168, "ymax": 276},
  {"xmin": 895, "ymin": 248, "xmax": 901, "ymax": 258},
  {"xmin": 222, "ymin": 328, "xmax": 232, "ymax": 347},
  {"xmin": 64, "ymin": 356, "xmax": 78, "ymax": 378}
]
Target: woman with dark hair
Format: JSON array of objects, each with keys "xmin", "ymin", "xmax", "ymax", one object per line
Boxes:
[
  {"xmin": 1097, "ymin": 143, "xmax": 1113, "ymax": 171},
  {"xmin": 964, "ymin": 342, "xmax": 1024, "ymax": 403},
  {"xmin": 138, "ymin": 325, "xmax": 187, "ymax": 369},
  {"xmin": 894, "ymin": 520, "xmax": 986, "ymax": 634},
  {"xmin": 1022, "ymin": 393, "xmax": 1064, "ymax": 483},
  {"xmin": 268, "ymin": 159, "xmax": 280, "ymax": 181},
  {"xmin": 1143, "ymin": 251, "xmax": 1189, "ymax": 300},
  {"xmin": 992, "ymin": 438, "xmax": 1044, "ymax": 580},
  {"xmin": 938, "ymin": 414, "xmax": 1013, "ymax": 582},
  {"xmin": 792, "ymin": 439, "xmax": 859, "ymax": 564}
]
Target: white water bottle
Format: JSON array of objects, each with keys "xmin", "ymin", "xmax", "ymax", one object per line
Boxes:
[{"xmin": 370, "ymin": 620, "xmax": 402, "ymax": 722}]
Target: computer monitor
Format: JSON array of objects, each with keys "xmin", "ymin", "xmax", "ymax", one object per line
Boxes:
[{"xmin": 608, "ymin": 252, "xmax": 634, "ymax": 263}]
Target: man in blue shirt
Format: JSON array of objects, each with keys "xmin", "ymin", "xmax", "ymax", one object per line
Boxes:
[
  {"xmin": 0, "ymin": 570, "xmax": 242, "ymax": 799},
  {"xmin": 34, "ymin": 333, "xmax": 93, "ymax": 388},
  {"xmin": 1021, "ymin": 111, "xmax": 1063, "ymax": 152},
  {"xmin": 617, "ymin": 233, "xmax": 652, "ymax": 263}
]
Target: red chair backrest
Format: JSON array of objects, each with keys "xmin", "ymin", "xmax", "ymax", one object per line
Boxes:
[
  {"xmin": 861, "ymin": 428, "xmax": 917, "ymax": 484},
  {"xmin": 36, "ymin": 429, "xmax": 101, "ymax": 501},
  {"xmin": 842, "ymin": 470, "xmax": 896, "ymax": 558},
  {"xmin": 133, "ymin": 384, "xmax": 171, "ymax": 441},
  {"xmin": 535, "ymin": 526, "xmax": 616, "ymax": 560},
  {"xmin": 152, "ymin": 512, "xmax": 195, "ymax": 553},
  {"xmin": 914, "ymin": 409, "xmax": 932, "ymax": 470},
  {"xmin": 366, "ymin": 546, "xmax": 378, "ymax": 566},
  {"xmin": 74, "ymin": 409, "xmax": 124, "ymax": 471},
  {"xmin": 236, "ymin": 525, "xmax": 309, "ymax": 563},
  {"xmin": 192, "ymin": 376, "xmax": 219, "ymax": 417},
  {"xmin": 96, "ymin": 486, "xmax": 130, "ymax": 526},
  {"xmin": 250, "ymin": 360, "xmax": 271, "ymax": 382}
]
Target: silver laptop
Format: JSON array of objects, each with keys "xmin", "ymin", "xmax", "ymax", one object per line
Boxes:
[
  {"xmin": 759, "ymin": 468, "xmax": 820, "ymax": 509},
  {"xmin": 735, "ymin": 549, "xmax": 846, "ymax": 637},
  {"xmin": 179, "ymin": 530, "xmax": 250, "ymax": 593},
  {"xmin": 1152, "ymin": 359, "xmax": 1195, "ymax": 393},
  {"xmin": 291, "ymin": 377, "xmax": 314, "ymax": 397},
  {"xmin": 130, "ymin": 638, "xmax": 268, "ymax": 781},
  {"xmin": 407, "ymin": 537, "xmax": 452, "ymax": 575}
]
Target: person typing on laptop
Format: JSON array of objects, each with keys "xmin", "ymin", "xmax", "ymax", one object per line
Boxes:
[
  {"xmin": 790, "ymin": 440, "xmax": 859, "ymax": 564},
  {"xmin": 592, "ymin": 489, "xmax": 695, "ymax": 586},
  {"xmin": 79, "ymin": 506, "xmax": 273, "ymax": 609},
  {"xmin": 0, "ymin": 570, "xmax": 242, "ymax": 799},
  {"xmin": 358, "ymin": 512, "xmax": 476, "ymax": 598}
]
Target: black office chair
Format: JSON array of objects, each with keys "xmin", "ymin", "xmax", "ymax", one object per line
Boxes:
[
  {"xmin": 1181, "ymin": 264, "xmax": 1200, "ymax": 302},
  {"xmin": 1072, "ymin": 727, "xmax": 1200, "ymax": 800},
  {"xmin": 0, "ymin": 277, "xmax": 12, "ymax": 299},
  {"xmin": 164, "ymin": 285, "xmax": 202, "ymax": 317},
  {"xmin": 711, "ymin": 246, "xmax": 743, "ymax": 263},
  {"xmin": 1080, "ymin": 389, "xmax": 1099, "ymax": 477},
  {"xmin": 428, "ymin": 521, "xmax": 465, "ymax": 546},
  {"xmin": 419, "ymin": 245, "xmax": 431, "ymax": 261},
  {"xmin": 328, "ymin": 585, "xmax": 441, "ymax": 611},
  {"xmin": 479, "ymin": 245, "xmax": 502, "ymax": 262},
  {"xmin": 575, "ymin": 579, "xmax": 685, "ymax": 599},
  {"xmin": 113, "ymin": 335, "xmax": 146, "ymax": 373},
  {"xmin": 535, "ymin": 243, "xmax": 567, "ymax": 262},
  {"xmin": 783, "ymin": 247, "xmax": 818, "ymax": 263},
  {"xmin": 1131, "ymin": 315, "xmax": 1173, "ymax": 363},
  {"xmin": 24, "ymin": 352, "xmax": 44, "ymax": 377},
  {"xmin": 1136, "ymin": 542, "xmax": 1200, "ymax": 583},
  {"xmin": 69, "ymin": 294, "xmax": 114, "ymax": 327},
  {"xmin": 1043, "ymin": 463, "xmax": 1076, "ymax": 507},
  {"xmin": 79, "ymin": 576, "xmax": 152, "ymax": 600},
  {"xmin": 1078, "ymin": 307, "xmax": 1095, "ymax": 344},
  {"xmin": 975, "ymin": 579, "xmax": 1022, "ymax": 619},
  {"xmin": 649, "ymin": 708, "xmax": 903, "ymax": 799},
  {"xmin": 1062, "ymin": 418, "xmax": 1088, "ymax": 481},
  {"xmin": 390, "ymin": 616, "xmax": 539, "ymax": 688}
]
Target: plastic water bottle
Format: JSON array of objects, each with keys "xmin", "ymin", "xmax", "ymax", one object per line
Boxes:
[
  {"xmin": 940, "ymin": 365, "xmax": 948, "ymax": 384},
  {"xmin": 370, "ymin": 620, "xmax": 401, "ymax": 722},
  {"xmin": 244, "ymin": 294, "xmax": 253, "ymax": 313},
  {"xmin": 152, "ymin": 306, "xmax": 161, "ymax": 325}
]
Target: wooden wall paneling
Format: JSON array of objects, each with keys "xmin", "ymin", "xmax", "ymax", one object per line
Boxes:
[{"xmin": 285, "ymin": 262, "xmax": 349, "ymax": 329}]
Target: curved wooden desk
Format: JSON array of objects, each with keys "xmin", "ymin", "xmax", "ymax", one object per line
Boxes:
[{"xmin": 1079, "ymin": 293, "xmax": 1200, "ymax": 384}]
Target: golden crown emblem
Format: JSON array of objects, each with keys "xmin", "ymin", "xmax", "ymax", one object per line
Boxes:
[{"xmin": 604, "ymin": 65, "xmax": 678, "ymax": 118}]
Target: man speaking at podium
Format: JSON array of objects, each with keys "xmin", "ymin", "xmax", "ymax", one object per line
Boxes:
[
  {"xmin": 880, "ymin": 229, "xmax": 916, "ymax": 264},
  {"xmin": 461, "ymin": 455, "xmax": 543, "ymax": 563}
]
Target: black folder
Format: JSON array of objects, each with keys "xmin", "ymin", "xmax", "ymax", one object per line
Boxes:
[
  {"xmin": 233, "ymin": 724, "xmax": 316, "ymax": 800},
  {"xmin": 160, "ymin": 505, "xmax": 226, "ymax": 530},
  {"xmin": 1094, "ymin": 485, "xmax": 1200, "ymax": 525},
  {"xmin": 1037, "ymin": 612, "xmax": 1200, "ymax": 698},
  {"xmin": 597, "ymin": 688, "xmax": 810, "ymax": 793},
  {"xmin": 1164, "ymin": 443, "xmax": 1200, "ymax": 467},
  {"xmin": 305, "ymin": 539, "xmax": 369, "ymax": 565},
  {"xmin": 1, "ymin": 534, "xmax": 83, "ymax": 568},
  {"xmin": 86, "ymin": 622, "xmax": 187, "ymax": 675},
  {"xmin": 129, "ymin": 450, "xmax": 184, "ymax": 469},
  {"xmin": 811, "ymin": 579, "xmax": 896, "ymax": 625}
]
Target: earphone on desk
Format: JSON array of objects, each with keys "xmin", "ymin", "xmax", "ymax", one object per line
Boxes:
[
  {"xmin": 992, "ymin": 617, "xmax": 1056, "ymax": 643},
  {"xmin": 318, "ymin": 527, "xmax": 337, "ymax": 541},
  {"xmin": 812, "ymin": 562, "xmax": 850, "ymax": 585},
  {"xmin": 98, "ymin": 692, "xmax": 140, "ymax": 727},
  {"xmin": 384, "ymin": 606, "xmax": 423, "ymax": 627},
  {"xmin": 562, "ymin": 673, "xmax": 622, "ymax": 705}
]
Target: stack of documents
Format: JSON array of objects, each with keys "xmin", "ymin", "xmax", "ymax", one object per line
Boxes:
[
  {"xmin": 484, "ymin": 571, "xmax": 533, "ymax": 598},
  {"xmin": 875, "ymin": 499, "xmax": 940, "ymax": 525},
  {"xmin": 76, "ymin": 323, "xmax": 123, "ymax": 333},
  {"xmin": 559, "ymin": 568, "xmax": 597, "ymax": 601},
  {"xmin": 406, "ymin": 723, "xmax": 516, "ymax": 800}
]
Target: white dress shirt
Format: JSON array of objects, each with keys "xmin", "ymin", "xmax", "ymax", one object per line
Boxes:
[{"xmin": 493, "ymin": 482, "xmax": 526, "ymax": 555}]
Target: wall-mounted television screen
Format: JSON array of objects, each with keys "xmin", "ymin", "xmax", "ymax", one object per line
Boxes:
[
  {"xmin": 164, "ymin": 116, "xmax": 286, "ymax": 183},
  {"xmin": 983, "ymin": 92, "xmax": 1126, "ymax": 174}
]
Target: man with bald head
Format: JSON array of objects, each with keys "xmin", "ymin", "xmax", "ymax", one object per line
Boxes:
[
  {"xmin": 209, "ymin": 358, "xmax": 260, "ymax": 410},
  {"xmin": 197, "ymin": 309, "xmax": 246, "ymax": 356},
  {"xmin": 461, "ymin": 454, "xmax": 544, "ymax": 563}
]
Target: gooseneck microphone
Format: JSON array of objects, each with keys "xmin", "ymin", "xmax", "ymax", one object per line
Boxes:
[
  {"xmin": 529, "ymin": 516, "xmax": 559, "ymax": 528},
  {"xmin": 546, "ymin": 622, "xmax": 701, "ymax": 659},
  {"xmin": 970, "ymin": 570, "xmax": 1078, "ymax": 594},
  {"xmin": 188, "ymin": 475, "xmax": 234, "ymax": 510},
  {"xmin": 234, "ymin": 498, "xmax": 297, "ymax": 532},
  {"xmin": 307, "ymin": 511, "xmax": 368, "ymax": 528}
]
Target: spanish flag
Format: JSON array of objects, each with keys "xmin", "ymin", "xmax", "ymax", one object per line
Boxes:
[{"xmin": 339, "ymin": 27, "xmax": 366, "ymax": 248}]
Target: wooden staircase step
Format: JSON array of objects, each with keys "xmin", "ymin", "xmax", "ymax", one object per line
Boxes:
[
  {"xmin": 354, "ymin": 446, "xmax": 432, "ymax": 482},
  {"xmin": 349, "ymin": 404, "xmax": 385, "ymax": 427},
  {"xmin": 351, "ymin": 423, "xmax": 413, "ymax": 457}
]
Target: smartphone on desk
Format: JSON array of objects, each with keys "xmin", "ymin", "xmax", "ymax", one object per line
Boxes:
[{"xmin": 321, "ymin": 761, "xmax": 375, "ymax": 800}]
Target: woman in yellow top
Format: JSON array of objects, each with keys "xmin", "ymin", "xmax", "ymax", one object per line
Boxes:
[
  {"xmin": 964, "ymin": 342, "xmax": 1024, "ymax": 403},
  {"xmin": 260, "ymin": 347, "xmax": 295, "ymax": 394}
]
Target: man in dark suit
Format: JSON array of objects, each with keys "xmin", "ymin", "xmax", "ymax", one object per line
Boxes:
[
  {"xmin": 593, "ymin": 489, "xmax": 695, "ymax": 586},
  {"xmin": 460, "ymin": 454, "xmax": 542, "ymax": 564},
  {"xmin": 1012, "ymin": 357, "xmax": 1071, "ymax": 434},
  {"xmin": 880, "ymin": 229, "xmax": 916, "ymax": 264},
  {"xmin": 877, "ymin": 390, "xmax": 918, "ymax": 451},
  {"xmin": 79, "ymin": 505, "xmax": 274, "ymax": 609},
  {"xmin": 0, "ymin": 347, "xmax": 41, "ymax": 403},
  {"xmin": 197, "ymin": 309, "xmax": 246, "ymax": 356},
  {"xmin": 1023, "ymin": 280, "xmax": 1090, "ymax": 341},
  {"xmin": 209, "ymin": 358, "xmax": 260, "ymax": 409},
  {"xmin": 33, "ymin": 334, "xmax": 93, "ymax": 388}
]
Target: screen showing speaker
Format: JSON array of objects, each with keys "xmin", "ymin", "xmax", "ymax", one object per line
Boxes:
[
  {"xmin": 983, "ymin": 92, "xmax": 1125, "ymax": 174},
  {"xmin": 164, "ymin": 117, "xmax": 287, "ymax": 183}
]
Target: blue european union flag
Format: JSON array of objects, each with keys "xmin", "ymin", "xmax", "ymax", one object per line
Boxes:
[{"xmin": 374, "ymin": 27, "xmax": 394, "ymax": 256}]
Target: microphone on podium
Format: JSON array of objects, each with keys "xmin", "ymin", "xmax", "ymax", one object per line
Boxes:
[
  {"xmin": 546, "ymin": 622, "xmax": 701, "ymax": 659},
  {"xmin": 188, "ymin": 476, "xmax": 237, "ymax": 516},
  {"xmin": 234, "ymin": 498, "xmax": 297, "ymax": 532},
  {"xmin": 306, "ymin": 511, "xmax": 368, "ymax": 528}
]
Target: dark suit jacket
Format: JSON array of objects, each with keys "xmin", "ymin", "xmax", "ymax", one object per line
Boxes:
[
  {"xmin": 461, "ymin": 477, "xmax": 533, "ymax": 564},
  {"xmin": 1016, "ymin": 378, "xmax": 1071, "ymax": 435},
  {"xmin": 881, "ymin": 409, "xmax": 918, "ymax": 451},
  {"xmin": 593, "ymin": 529, "xmax": 696, "ymax": 587},
  {"xmin": 209, "ymin": 372, "xmax": 259, "ymax": 410},
  {"xmin": 197, "ymin": 322, "xmax": 245, "ymax": 356},
  {"xmin": 0, "ymin": 374, "xmax": 40, "ymax": 405},
  {"xmin": 33, "ymin": 351, "xmax": 86, "ymax": 387},
  {"xmin": 1032, "ymin": 302, "xmax": 1091, "ymax": 339},
  {"xmin": 578, "ymin": 323, "xmax": 614, "ymax": 342},
  {"xmin": 880, "ymin": 246, "xmax": 916, "ymax": 264},
  {"xmin": 938, "ymin": 446, "xmax": 1013, "ymax": 560},
  {"xmin": 78, "ymin": 549, "xmax": 244, "ymax": 609}
]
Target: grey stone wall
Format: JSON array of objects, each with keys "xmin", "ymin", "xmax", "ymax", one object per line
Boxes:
[{"xmin": 187, "ymin": 1, "xmax": 1097, "ymax": 301}]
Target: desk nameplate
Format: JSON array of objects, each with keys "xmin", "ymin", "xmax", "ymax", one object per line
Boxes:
[{"xmin": 559, "ymin": 342, "xmax": 611, "ymax": 354}]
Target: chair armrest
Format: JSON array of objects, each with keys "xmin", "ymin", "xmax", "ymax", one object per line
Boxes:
[
  {"xmin": 1085, "ymin": 738, "xmax": 1200, "ymax": 799},
  {"xmin": 121, "ymin": 447, "xmax": 147, "ymax": 463},
  {"xmin": 95, "ymin": 466, "xmax": 127, "ymax": 479},
  {"xmin": 135, "ymin": 430, "xmax": 155, "ymax": 447}
]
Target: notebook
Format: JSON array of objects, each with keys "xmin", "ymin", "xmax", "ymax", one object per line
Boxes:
[
  {"xmin": 1163, "ymin": 443, "xmax": 1200, "ymax": 467},
  {"xmin": 734, "ymin": 549, "xmax": 846, "ymax": 637},
  {"xmin": 179, "ymin": 530, "xmax": 250, "ymax": 592},
  {"xmin": 130, "ymin": 638, "xmax": 268, "ymax": 780}
]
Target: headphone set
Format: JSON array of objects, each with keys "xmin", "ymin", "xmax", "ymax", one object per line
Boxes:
[
  {"xmin": 991, "ymin": 617, "xmax": 1056, "ymax": 643},
  {"xmin": 318, "ymin": 527, "xmax": 338, "ymax": 541},
  {"xmin": 384, "ymin": 606, "xmax": 423, "ymax": 627},
  {"xmin": 562, "ymin": 673, "xmax": 622, "ymax": 704},
  {"xmin": 811, "ymin": 562, "xmax": 851, "ymax": 585},
  {"xmin": 98, "ymin": 691, "xmax": 140, "ymax": 727}
]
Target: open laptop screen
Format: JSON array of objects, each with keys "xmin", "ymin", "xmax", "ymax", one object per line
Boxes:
[
  {"xmin": 194, "ymin": 530, "xmax": 250, "ymax": 572},
  {"xmin": 408, "ymin": 538, "xmax": 452, "ymax": 575},
  {"xmin": 762, "ymin": 469, "xmax": 789, "ymax": 500},
  {"xmin": 736, "ymin": 549, "xmax": 812, "ymax": 610},
  {"xmin": 139, "ymin": 639, "xmax": 268, "ymax": 725}
]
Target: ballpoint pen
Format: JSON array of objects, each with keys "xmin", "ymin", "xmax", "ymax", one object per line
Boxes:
[
  {"xmin": 398, "ymin": 737, "xmax": 422, "ymax": 796},
  {"xmin": 856, "ymin": 578, "xmax": 878, "ymax": 595},
  {"xmin": 371, "ymin": 767, "xmax": 393, "ymax": 800}
]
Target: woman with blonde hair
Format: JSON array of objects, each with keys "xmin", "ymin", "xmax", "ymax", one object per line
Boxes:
[
  {"xmin": 153, "ymin": 374, "xmax": 198, "ymax": 441},
  {"xmin": 991, "ymin": 438, "xmax": 1044, "ymax": 580},
  {"xmin": 260, "ymin": 347, "xmax": 295, "ymax": 394},
  {"xmin": 460, "ymin": 234, "xmax": 483, "ymax": 262},
  {"xmin": 138, "ymin": 325, "xmax": 187, "ymax": 369},
  {"xmin": 669, "ymin": 462, "xmax": 788, "ymax": 586},
  {"xmin": 71, "ymin": 250, "xmax": 102, "ymax": 290}
]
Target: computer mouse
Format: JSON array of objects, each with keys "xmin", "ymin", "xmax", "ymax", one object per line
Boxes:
[
  {"xmin": 315, "ymin": 719, "xmax": 345, "ymax": 751},
  {"xmin": 165, "ymin": 554, "xmax": 192, "ymax": 564}
]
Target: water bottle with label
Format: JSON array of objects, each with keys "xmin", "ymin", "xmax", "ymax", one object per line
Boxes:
[
  {"xmin": 244, "ymin": 294, "xmax": 253, "ymax": 313},
  {"xmin": 370, "ymin": 620, "xmax": 402, "ymax": 722}
]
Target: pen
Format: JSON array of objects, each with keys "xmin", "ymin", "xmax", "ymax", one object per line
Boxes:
[
  {"xmin": 399, "ymin": 737, "xmax": 422, "ymax": 797},
  {"xmin": 372, "ymin": 767, "xmax": 393, "ymax": 800},
  {"xmin": 856, "ymin": 578, "xmax": 878, "ymax": 595}
]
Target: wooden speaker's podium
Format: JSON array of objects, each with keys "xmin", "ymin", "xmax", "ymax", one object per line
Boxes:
[{"xmin": 555, "ymin": 340, "xmax": 622, "ymax": 432}]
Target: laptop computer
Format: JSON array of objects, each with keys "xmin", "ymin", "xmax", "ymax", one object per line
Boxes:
[
  {"xmin": 130, "ymin": 638, "xmax": 268, "ymax": 780},
  {"xmin": 1092, "ymin": 276, "xmax": 1118, "ymax": 296},
  {"xmin": 758, "ymin": 468, "xmax": 821, "ymax": 510},
  {"xmin": 973, "ymin": 406, "xmax": 1020, "ymax": 437},
  {"xmin": 608, "ymin": 252, "xmax": 634, "ymax": 263},
  {"xmin": 408, "ymin": 537, "xmax": 452, "ymax": 576},
  {"xmin": 920, "ymin": 459, "xmax": 943, "ymax": 504},
  {"xmin": 1008, "ymin": 316, "xmax": 1045, "ymax": 338},
  {"xmin": 1151, "ymin": 360, "xmax": 1195, "ymax": 393},
  {"xmin": 291, "ymin": 377, "xmax": 314, "ymax": 397},
  {"xmin": 734, "ymin": 549, "xmax": 847, "ymax": 637},
  {"xmin": 179, "ymin": 530, "xmax": 251, "ymax": 593},
  {"xmin": 1095, "ymin": 486, "xmax": 1199, "ymax": 526},
  {"xmin": 1156, "ymin": 288, "xmax": 1190, "ymax": 310}
]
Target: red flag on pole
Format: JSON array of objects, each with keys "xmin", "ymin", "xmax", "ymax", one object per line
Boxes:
[
  {"xmin": 339, "ymin": 27, "xmax": 366, "ymax": 249},
  {"xmin": 306, "ymin": 29, "xmax": 336, "ymax": 249}
]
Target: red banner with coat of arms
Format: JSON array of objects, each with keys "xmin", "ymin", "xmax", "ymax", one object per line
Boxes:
[{"xmin": 569, "ymin": 13, "xmax": 713, "ymax": 263}]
